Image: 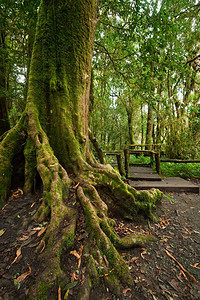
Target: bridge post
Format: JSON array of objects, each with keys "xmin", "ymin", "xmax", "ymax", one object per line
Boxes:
[
  {"xmin": 124, "ymin": 149, "xmax": 129, "ymax": 178},
  {"xmin": 155, "ymin": 152, "xmax": 161, "ymax": 175},
  {"xmin": 116, "ymin": 153, "xmax": 126, "ymax": 177}
]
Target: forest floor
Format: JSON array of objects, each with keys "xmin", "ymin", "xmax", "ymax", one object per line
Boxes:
[{"xmin": 0, "ymin": 179, "xmax": 200, "ymax": 300}]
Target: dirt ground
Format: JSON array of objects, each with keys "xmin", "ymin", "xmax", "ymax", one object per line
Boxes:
[{"xmin": 0, "ymin": 180, "xmax": 200, "ymax": 300}]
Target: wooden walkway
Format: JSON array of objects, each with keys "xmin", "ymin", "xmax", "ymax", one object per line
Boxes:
[{"xmin": 128, "ymin": 167, "xmax": 200, "ymax": 193}]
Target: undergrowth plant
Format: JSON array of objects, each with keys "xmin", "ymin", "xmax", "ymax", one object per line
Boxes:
[{"xmin": 161, "ymin": 163, "xmax": 200, "ymax": 179}]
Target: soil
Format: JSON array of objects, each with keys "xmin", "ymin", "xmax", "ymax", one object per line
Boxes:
[{"xmin": 0, "ymin": 180, "xmax": 200, "ymax": 300}]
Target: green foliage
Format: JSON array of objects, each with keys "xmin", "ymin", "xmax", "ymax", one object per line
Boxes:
[
  {"xmin": 129, "ymin": 155, "xmax": 150, "ymax": 164},
  {"xmin": 91, "ymin": 0, "xmax": 200, "ymax": 154},
  {"xmin": 164, "ymin": 193, "xmax": 176, "ymax": 204},
  {"xmin": 161, "ymin": 162, "xmax": 200, "ymax": 179},
  {"xmin": 0, "ymin": 0, "xmax": 40, "ymax": 128},
  {"xmin": 2, "ymin": 0, "xmax": 200, "ymax": 157}
]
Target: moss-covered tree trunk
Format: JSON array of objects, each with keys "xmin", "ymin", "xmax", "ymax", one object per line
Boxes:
[{"xmin": 0, "ymin": 0, "xmax": 162, "ymax": 298}]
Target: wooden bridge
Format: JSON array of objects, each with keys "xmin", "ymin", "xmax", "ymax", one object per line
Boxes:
[{"xmin": 103, "ymin": 144, "xmax": 200, "ymax": 194}]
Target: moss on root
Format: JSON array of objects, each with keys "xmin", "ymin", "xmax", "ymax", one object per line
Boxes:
[
  {"xmin": 0, "ymin": 104, "xmax": 162, "ymax": 298},
  {"xmin": 0, "ymin": 114, "xmax": 162, "ymax": 299},
  {"xmin": 0, "ymin": 114, "xmax": 25, "ymax": 207}
]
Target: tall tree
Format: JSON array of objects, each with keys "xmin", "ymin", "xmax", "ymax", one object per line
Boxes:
[
  {"xmin": 0, "ymin": 10, "xmax": 10, "ymax": 135},
  {"xmin": 0, "ymin": 0, "xmax": 161, "ymax": 297}
]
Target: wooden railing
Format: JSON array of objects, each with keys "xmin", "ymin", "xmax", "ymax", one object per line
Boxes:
[
  {"xmin": 103, "ymin": 146, "xmax": 161, "ymax": 178},
  {"xmin": 160, "ymin": 159, "xmax": 200, "ymax": 163},
  {"xmin": 124, "ymin": 149, "xmax": 160, "ymax": 177},
  {"xmin": 129, "ymin": 143, "xmax": 161, "ymax": 152},
  {"xmin": 103, "ymin": 144, "xmax": 200, "ymax": 179},
  {"xmin": 103, "ymin": 150, "xmax": 126, "ymax": 177}
]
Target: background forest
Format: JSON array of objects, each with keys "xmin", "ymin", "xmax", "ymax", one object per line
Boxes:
[{"xmin": 1, "ymin": 0, "xmax": 200, "ymax": 159}]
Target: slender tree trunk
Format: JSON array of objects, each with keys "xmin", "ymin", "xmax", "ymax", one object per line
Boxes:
[
  {"xmin": 141, "ymin": 104, "xmax": 144, "ymax": 145},
  {"xmin": 127, "ymin": 110, "xmax": 136, "ymax": 145},
  {"xmin": 145, "ymin": 104, "xmax": 153, "ymax": 149},
  {"xmin": 156, "ymin": 102, "xmax": 161, "ymax": 144},
  {"xmin": 0, "ymin": 24, "xmax": 10, "ymax": 136}
]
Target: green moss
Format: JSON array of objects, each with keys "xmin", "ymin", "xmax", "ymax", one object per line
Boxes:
[
  {"xmin": 35, "ymin": 281, "xmax": 54, "ymax": 300},
  {"xmin": 24, "ymin": 136, "xmax": 37, "ymax": 193},
  {"xmin": 0, "ymin": 114, "xmax": 25, "ymax": 204},
  {"xmin": 118, "ymin": 234, "xmax": 156, "ymax": 249},
  {"xmin": 104, "ymin": 273, "xmax": 121, "ymax": 296},
  {"xmin": 86, "ymin": 254, "xmax": 99, "ymax": 286}
]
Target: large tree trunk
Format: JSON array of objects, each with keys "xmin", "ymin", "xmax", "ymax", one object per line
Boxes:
[{"xmin": 0, "ymin": 0, "xmax": 162, "ymax": 298}]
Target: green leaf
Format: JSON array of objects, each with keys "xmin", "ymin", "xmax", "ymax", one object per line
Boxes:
[{"xmin": 66, "ymin": 281, "xmax": 78, "ymax": 290}]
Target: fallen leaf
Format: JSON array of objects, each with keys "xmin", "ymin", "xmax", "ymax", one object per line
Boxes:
[
  {"xmin": 122, "ymin": 288, "xmax": 131, "ymax": 297},
  {"xmin": 161, "ymin": 238, "xmax": 168, "ymax": 243},
  {"xmin": 70, "ymin": 247, "xmax": 83, "ymax": 268},
  {"xmin": 37, "ymin": 227, "xmax": 47, "ymax": 237},
  {"xmin": 73, "ymin": 182, "xmax": 80, "ymax": 189},
  {"xmin": 179, "ymin": 270, "xmax": 192, "ymax": 288},
  {"xmin": 190, "ymin": 262, "xmax": 200, "ymax": 270},
  {"xmin": 13, "ymin": 188, "xmax": 23, "ymax": 197},
  {"xmin": 70, "ymin": 250, "xmax": 80, "ymax": 259},
  {"xmin": 140, "ymin": 248, "xmax": 147, "ymax": 259},
  {"xmin": 71, "ymin": 271, "xmax": 78, "ymax": 283},
  {"xmin": 58, "ymin": 285, "xmax": 61, "ymax": 300},
  {"xmin": 0, "ymin": 228, "xmax": 6, "ymax": 236},
  {"xmin": 123, "ymin": 288, "xmax": 131, "ymax": 296},
  {"xmin": 127, "ymin": 256, "xmax": 139, "ymax": 263},
  {"xmin": 2, "ymin": 204, "xmax": 8, "ymax": 211},
  {"xmin": 148, "ymin": 289, "xmax": 158, "ymax": 300},
  {"xmin": 11, "ymin": 247, "xmax": 22, "ymax": 265},
  {"xmin": 165, "ymin": 250, "xmax": 197, "ymax": 283},
  {"xmin": 183, "ymin": 227, "xmax": 193, "ymax": 234},
  {"xmin": 14, "ymin": 264, "xmax": 31, "ymax": 283},
  {"xmin": 31, "ymin": 226, "xmax": 43, "ymax": 231},
  {"xmin": 99, "ymin": 268, "xmax": 114, "ymax": 278},
  {"xmin": 64, "ymin": 289, "xmax": 69, "ymax": 299},
  {"xmin": 39, "ymin": 240, "xmax": 46, "ymax": 253},
  {"xmin": 18, "ymin": 235, "xmax": 31, "ymax": 241}
]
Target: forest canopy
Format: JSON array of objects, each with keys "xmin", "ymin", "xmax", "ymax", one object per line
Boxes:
[
  {"xmin": 0, "ymin": 0, "xmax": 199, "ymax": 298},
  {"xmin": 1, "ymin": 0, "xmax": 200, "ymax": 158}
]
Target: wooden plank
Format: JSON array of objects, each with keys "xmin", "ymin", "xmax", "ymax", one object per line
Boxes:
[
  {"xmin": 129, "ymin": 163, "xmax": 150, "ymax": 166},
  {"xmin": 129, "ymin": 177, "xmax": 200, "ymax": 193},
  {"xmin": 160, "ymin": 159, "xmax": 200, "ymax": 163},
  {"xmin": 128, "ymin": 150, "xmax": 156, "ymax": 155},
  {"xmin": 128, "ymin": 167, "xmax": 162, "ymax": 181},
  {"xmin": 104, "ymin": 151, "xmax": 123, "ymax": 155}
]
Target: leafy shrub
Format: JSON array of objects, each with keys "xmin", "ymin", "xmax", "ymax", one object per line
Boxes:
[{"xmin": 161, "ymin": 162, "xmax": 200, "ymax": 178}]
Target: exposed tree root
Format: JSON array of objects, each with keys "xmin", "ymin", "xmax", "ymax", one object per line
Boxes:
[
  {"xmin": 0, "ymin": 114, "xmax": 26, "ymax": 206},
  {"xmin": 0, "ymin": 104, "xmax": 162, "ymax": 298}
]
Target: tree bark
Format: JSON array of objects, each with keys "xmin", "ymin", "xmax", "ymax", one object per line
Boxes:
[
  {"xmin": 127, "ymin": 110, "xmax": 136, "ymax": 145},
  {"xmin": 145, "ymin": 104, "xmax": 153, "ymax": 149},
  {"xmin": 0, "ymin": 22, "xmax": 10, "ymax": 136}
]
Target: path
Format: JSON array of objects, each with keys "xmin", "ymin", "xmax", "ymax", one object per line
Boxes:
[
  {"xmin": 128, "ymin": 167, "xmax": 200, "ymax": 193},
  {"xmin": 0, "ymin": 186, "xmax": 200, "ymax": 299}
]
